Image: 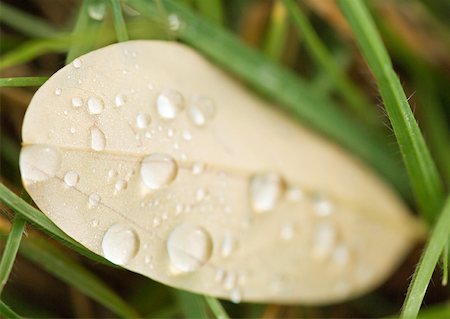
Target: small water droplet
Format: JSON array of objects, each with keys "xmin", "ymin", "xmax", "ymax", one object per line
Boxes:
[
  {"xmin": 140, "ymin": 153, "xmax": 178, "ymax": 189},
  {"xmin": 167, "ymin": 128, "xmax": 175, "ymax": 137},
  {"xmin": 88, "ymin": 193, "xmax": 101, "ymax": 208},
  {"xmin": 195, "ymin": 188, "xmax": 206, "ymax": 202},
  {"xmin": 191, "ymin": 162, "xmax": 204, "ymax": 175},
  {"xmin": 55, "ymin": 88, "xmax": 62, "ymax": 96},
  {"xmin": 115, "ymin": 94, "xmax": 126, "ymax": 107},
  {"xmin": 215, "ymin": 268, "xmax": 225, "ymax": 282},
  {"xmin": 221, "ymin": 233, "xmax": 236, "ymax": 258},
  {"xmin": 286, "ymin": 186, "xmax": 303, "ymax": 202},
  {"xmin": 181, "ymin": 130, "xmax": 192, "ymax": 141},
  {"xmin": 87, "ymin": 97, "xmax": 104, "ymax": 115},
  {"xmin": 64, "ymin": 170, "xmax": 79, "ymax": 187},
  {"xmin": 69, "ymin": 127, "xmax": 76, "ymax": 134},
  {"xmin": 90, "ymin": 126, "xmax": 106, "ymax": 151},
  {"xmin": 332, "ymin": 244, "xmax": 350, "ymax": 267},
  {"xmin": 136, "ymin": 113, "xmax": 151, "ymax": 129},
  {"xmin": 108, "ymin": 169, "xmax": 118, "ymax": 179},
  {"xmin": 223, "ymin": 271, "xmax": 237, "ymax": 290},
  {"xmin": 167, "ymin": 223, "xmax": 212, "ymax": 272},
  {"xmin": 156, "ymin": 89, "xmax": 184, "ymax": 119},
  {"xmin": 91, "ymin": 219, "xmax": 99, "ymax": 227},
  {"xmin": 230, "ymin": 287, "xmax": 241, "ymax": 304},
  {"xmin": 153, "ymin": 216, "xmax": 161, "ymax": 227},
  {"xmin": 20, "ymin": 145, "xmax": 61, "ymax": 182},
  {"xmin": 187, "ymin": 95, "xmax": 216, "ymax": 127},
  {"xmin": 175, "ymin": 203, "xmax": 184, "ymax": 215},
  {"xmin": 168, "ymin": 14, "xmax": 181, "ymax": 31},
  {"xmin": 88, "ymin": 1, "xmax": 106, "ymax": 21},
  {"xmin": 71, "ymin": 97, "xmax": 83, "ymax": 108},
  {"xmin": 313, "ymin": 194, "xmax": 334, "ymax": 216},
  {"xmin": 312, "ymin": 222, "xmax": 337, "ymax": 259},
  {"xmin": 101, "ymin": 224, "xmax": 139, "ymax": 265},
  {"xmin": 280, "ymin": 222, "xmax": 294, "ymax": 241},
  {"xmin": 249, "ymin": 172, "xmax": 285, "ymax": 213},
  {"xmin": 115, "ymin": 179, "xmax": 128, "ymax": 192},
  {"xmin": 72, "ymin": 58, "xmax": 82, "ymax": 68}
]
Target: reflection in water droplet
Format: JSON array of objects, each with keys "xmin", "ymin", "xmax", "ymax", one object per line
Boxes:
[
  {"xmin": 312, "ymin": 222, "xmax": 337, "ymax": 259},
  {"xmin": 88, "ymin": 1, "xmax": 106, "ymax": 21},
  {"xmin": 156, "ymin": 89, "xmax": 184, "ymax": 119},
  {"xmin": 249, "ymin": 173, "xmax": 285, "ymax": 213},
  {"xmin": 87, "ymin": 97, "xmax": 104, "ymax": 115},
  {"xmin": 167, "ymin": 223, "xmax": 212, "ymax": 272},
  {"xmin": 71, "ymin": 97, "xmax": 83, "ymax": 108},
  {"xmin": 90, "ymin": 126, "xmax": 106, "ymax": 151},
  {"xmin": 187, "ymin": 95, "xmax": 216, "ymax": 127},
  {"xmin": 115, "ymin": 94, "xmax": 126, "ymax": 107},
  {"xmin": 20, "ymin": 145, "xmax": 61, "ymax": 182},
  {"xmin": 102, "ymin": 224, "xmax": 139, "ymax": 265},
  {"xmin": 88, "ymin": 193, "xmax": 101, "ymax": 208},
  {"xmin": 64, "ymin": 170, "xmax": 79, "ymax": 187},
  {"xmin": 72, "ymin": 58, "xmax": 82, "ymax": 68},
  {"xmin": 140, "ymin": 153, "xmax": 177, "ymax": 189},
  {"xmin": 136, "ymin": 113, "xmax": 151, "ymax": 129}
]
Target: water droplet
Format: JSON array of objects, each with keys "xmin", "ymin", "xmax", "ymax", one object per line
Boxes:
[
  {"xmin": 156, "ymin": 89, "xmax": 184, "ymax": 119},
  {"xmin": 230, "ymin": 287, "xmax": 241, "ymax": 304},
  {"xmin": 167, "ymin": 223, "xmax": 212, "ymax": 272},
  {"xmin": 136, "ymin": 113, "xmax": 151, "ymax": 129},
  {"xmin": 88, "ymin": 1, "xmax": 106, "ymax": 21},
  {"xmin": 221, "ymin": 233, "xmax": 236, "ymax": 258},
  {"xmin": 286, "ymin": 186, "xmax": 303, "ymax": 202},
  {"xmin": 187, "ymin": 95, "xmax": 216, "ymax": 127},
  {"xmin": 168, "ymin": 14, "xmax": 181, "ymax": 31},
  {"xmin": 249, "ymin": 172, "xmax": 285, "ymax": 213},
  {"xmin": 280, "ymin": 222, "xmax": 294, "ymax": 241},
  {"xmin": 69, "ymin": 127, "xmax": 76, "ymax": 134},
  {"xmin": 181, "ymin": 130, "xmax": 192, "ymax": 141},
  {"xmin": 223, "ymin": 271, "xmax": 237, "ymax": 290},
  {"xmin": 195, "ymin": 188, "xmax": 206, "ymax": 202},
  {"xmin": 332, "ymin": 244, "xmax": 350, "ymax": 267},
  {"xmin": 72, "ymin": 58, "xmax": 82, "ymax": 68},
  {"xmin": 87, "ymin": 97, "xmax": 104, "ymax": 115},
  {"xmin": 167, "ymin": 128, "xmax": 175, "ymax": 137},
  {"xmin": 88, "ymin": 193, "xmax": 101, "ymax": 208},
  {"xmin": 140, "ymin": 153, "xmax": 178, "ymax": 189},
  {"xmin": 313, "ymin": 194, "xmax": 334, "ymax": 216},
  {"xmin": 91, "ymin": 219, "xmax": 99, "ymax": 227},
  {"xmin": 175, "ymin": 203, "xmax": 184, "ymax": 215},
  {"xmin": 153, "ymin": 216, "xmax": 161, "ymax": 227},
  {"xmin": 115, "ymin": 179, "xmax": 128, "ymax": 192},
  {"xmin": 115, "ymin": 94, "xmax": 126, "ymax": 107},
  {"xmin": 215, "ymin": 268, "xmax": 225, "ymax": 282},
  {"xmin": 55, "ymin": 88, "xmax": 62, "ymax": 96},
  {"xmin": 312, "ymin": 222, "xmax": 337, "ymax": 259},
  {"xmin": 191, "ymin": 162, "xmax": 204, "ymax": 175},
  {"xmin": 71, "ymin": 97, "xmax": 83, "ymax": 108},
  {"xmin": 108, "ymin": 169, "xmax": 118, "ymax": 179},
  {"xmin": 20, "ymin": 145, "xmax": 61, "ymax": 182},
  {"xmin": 64, "ymin": 170, "xmax": 79, "ymax": 187},
  {"xmin": 101, "ymin": 224, "xmax": 139, "ymax": 265},
  {"xmin": 90, "ymin": 126, "xmax": 106, "ymax": 151}
]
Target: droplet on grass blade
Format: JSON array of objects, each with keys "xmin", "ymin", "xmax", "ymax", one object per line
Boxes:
[{"xmin": 20, "ymin": 40, "xmax": 424, "ymax": 304}]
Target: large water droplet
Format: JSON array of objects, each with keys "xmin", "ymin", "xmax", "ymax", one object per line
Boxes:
[
  {"xmin": 64, "ymin": 170, "xmax": 79, "ymax": 187},
  {"xmin": 20, "ymin": 145, "xmax": 61, "ymax": 182},
  {"xmin": 187, "ymin": 95, "xmax": 216, "ymax": 127},
  {"xmin": 90, "ymin": 126, "xmax": 106, "ymax": 151},
  {"xmin": 102, "ymin": 224, "xmax": 139, "ymax": 265},
  {"xmin": 140, "ymin": 153, "xmax": 177, "ymax": 189},
  {"xmin": 87, "ymin": 97, "xmax": 104, "ymax": 115},
  {"xmin": 249, "ymin": 172, "xmax": 285, "ymax": 213},
  {"xmin": 88, "ymin": 1, "xmax": 106, "ymax": 21},
  {"xmin": 156, "ymin": 89, "xmax": 184, "ymax": 119},
  {"xmin": 135, "ymin": 113, "xmax": 151, "ymax": 129},
  {"xmin": 167, "ymin": 223, "xmax": 212, "ymax": 272}
]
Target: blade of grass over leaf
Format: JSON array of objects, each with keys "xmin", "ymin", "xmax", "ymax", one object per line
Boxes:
[
  {"xmin": 0, "ymin": 300, "xmax": 22, "ymax": 319},
  {"xmin": 205, "ymin": 295, "xmax": 230, "ymax": 319},
  {"xmin": 283, "ymin": 0, "xmax": 377, "ymax": 123},
  {"xmin": 400, "ymin": 195, "xmax": 450, "ymax": 318},
  {"xmin": 109, "ymin": 0, "xmax": 129, "ymax": 42},
  {"xmin": 0, "ymin": 216, "xmax": 26, "ymax": 295},
  {"xmin": 263, "ymin": 0, "xmax": 289, "ymax": 62},
  {"xmin": 0, "ymin": 183, "xmax": 111, "ymax": 265},
  {"xmin": 338, "ymin": 0, "xmax": 444, "ymax": 224},
  {"xmin": 194, "ymin": 0, "xmax": 224, "ymax": 25},
  {"xmin": 175, "ymin": 290, "xmax": 209, "ymax": 319},
  {"xmin": 128, "ymin": 0, "xmax": 411, "ymax": 200},
  {"xmin": 0, "ymin": 77, "xmax": 48, "ymax": 88}
]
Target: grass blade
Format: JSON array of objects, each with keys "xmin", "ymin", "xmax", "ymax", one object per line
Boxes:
[
  {"xmin": 0, "ymin": 300, "xmax": 22, "ymax": 319},
  {"xmin": 194, "ymin": 0, "xmax": 224, "ymax": 25},
  {"xmin": 0, "ymin": 77, "xmax": 48, "ymax": 88},
  {"xmin": 109, "ymin": 0, "xmax": 129, "ymax": 42},
  {"xmin": 338, "ymin": 0, "xmax": 444, "ymax": 224},
  {"xmin": 263, "ymin": 0, "xmax": 289, "ymax": 62},
  {"xmin": 400, "ymin": 195, "xmax": 450, "ymax": 318},
  {"xmin": 0, "ymin": 216, "xmax": 26, "ymax": 295},
  {"xmin": 175, "ymin": 290, "xmax": 209, "ymax": 319},
  {"xmin": 205, "ymin": 295, "xmax": 230, "ymax": 319}
]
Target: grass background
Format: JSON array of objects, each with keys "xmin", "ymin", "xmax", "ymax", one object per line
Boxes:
[{"xmin": 0, "ymin": 0, "xmax": 449, "ymax": 318}]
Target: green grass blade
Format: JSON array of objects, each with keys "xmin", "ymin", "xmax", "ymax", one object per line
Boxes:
[
  {"xmin": 205, "ymin": 296, "xmax": 230, "ymax": 319},
  {"xmin": 194, "ymin": 0, "xmax": 224, "ymax": 25},
  {"xmin": 442, "ymin": 240, "xmax": 448, "ymax": 286},
  {"xmin": 283, "ymin": 0, "xmax": 376, "ymax": 123},
  {"xmin": 0, "ymin": 183, "xmax": 111, "ymax": 265},
  {"xmin": 175, "ymin": 290, "xmax": 209, "ymax": 319},
  {"xmin": 14, "ymin": 233, "xmax": 140, "ymax": 318},
  {"xmin": 128, "ymin": 0, "xmax": 411, "ymax": 199},
  {"xmin": 0, "ymin": 300, "xmax": 22, "ymax": 319},
  {"xmin": 109, "ymin": 0, "xmax": 129, "ymax": 42},
  {"xmin": 263, "ymin": 0, "xmax": 289, "ymax": 62},
  {"xmin": 400, "ymin": 195, "xmax": 450, "ymax": 318},
  {"xmin": 0, "ymin": 2, "xmax": 59, "ymax": 38},
  {"xmin": 338, "ymin": 0, "xmax": 444, "ymax": 224},
  {"xmin": 0, "ymin": 216, "xmax": 26, "ymax": 295},
  {"xmin": 0, "ymin": 77, "xmax": 48, "ymax": 87}
]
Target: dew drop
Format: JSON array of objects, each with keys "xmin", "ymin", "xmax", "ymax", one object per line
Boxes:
[
  {"xmin": 195, "ymin": 188, "xmax": 206, "ymax": 202},
  {"xmin": 312, "ymin": 222, "xmax": 337, "ymax": 259},
  {"xmin": 88, "ymin": 1, "xmax": 106, "ymax": 21},
  {"xmin": 249, "ymin": 172, "xmax": 285, "ymax": 213},
  {"xmin": 91, "ymin": 219, "xmax": 99, "ymax": 227},
  {"xmin": 280, "ymin": 222, "xmax": 294, "ymax": 241},
  {"xmin": 55, "ymin": 88, "xmax": 62, "ymax": 96},
  {"xmin": 64, "ymin": 170, "xmax": 79, "ymax": 187},
  {"xmin": 87, "ymin": 97, "xmax": 104, "ymax": 115},
  {"xmin": 187, "ymin": 95, "xmax": 216, "ymax": 127},
  {"xmin": 115, "ymin": 94, "xmax": 126, "ymax": 107},
  {"xmin": 115, "ymin": 179, "xmax": 128, "ymax": 192},
  {"xmin": 167, "ymin": 223, "xmax": 212, "ymax": 272},
  {"xmin": 135, "ymin": 113, "xmax": 151, "ymax": 129},
  {"xmin": 168, "ymin": 14, "xmax": 181, "ymax": 31},
  {"xmin": 286, "ymin": 186, "xmax": 303, "ymax": 202},
  {"xmin": 89, "ymin": 126, "xmax": 106, "ymax": 151},
  {"xmin": 230, "ymin": 287, "xmax": 242, "ymax": 304},
  {"xmin": 72, "ymin": 58, "xmax": 82, "ymax": 68},
  {"xmin": 140, "ymin": 153, "xmax": 178, "ymax": 189},
  {"xmin": 191, "ymin": 162, "xmax": 204, "ymax": 175},
  {"xmin": 221, "ymin": 233, "xmax": 236, "ymax": 258},
  {"xmin": 156, "ymin": 89, "xmax": 184, "ymax": 119},
  {"xmin": 88, "ymin": 193, "xmax": 101, "ymax": 208},
  {"xmin": 332, "ymin": 244, "xmax": 350, "ymax": 267},
  {"xmin": 223, "ymin": 271, "xmax": 237, "ymax": 290},
  {"xmin": 313, "ymin": 194, "xmax": 334, "ymax": 216},
  {"xmin": 71, "ymin": 97, "xmax": 83, "ymax": 108},
  {"xmin": 108, "ymin": 169, "xmax": 118, "ymax": 179},
  {"xmin": 181, "ymin": 130, "xmax": 192, "ymax": 141},
  {"xmin": 20, "ymin": 145, "xmax": 61, "ymax": 182},
  {"xmin": 101, "ymin": 224, "xmax": 139, "ymax": 265}
]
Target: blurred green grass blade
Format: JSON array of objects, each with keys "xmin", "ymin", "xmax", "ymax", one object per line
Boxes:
[
  {"xmin": 400, "ymin": 195, "xmax": 450, "ymax": 319},
  {"xmin": 0, "ymin": 77, "xmax": 48, "ymax": 87},
  {"xmin": 0, "ymin": 216, "xmax": 26, "ymax": 295},
  {"xmin": 0, "ymin": 2, "xmax": 59, "ymax": 38},
  {"xmin": 175, "ymin": 290, "xmax": 209, "ymax": 319},
  {"xmin": 263, "ymin": 0, "xmax": 289, "ymax": 62},
  {"xmin": 417, "ymin": 302, "xmax": 450, "ymax": 319},
  {"xmin": 442, "ymin": 240, "xmax": 448, "ymax": 286},
  {"xmin": 109, "ymin": 0, "xmax": 129, "ymax": 42},
  {"xmin": 0, "ymin": 183, "xmax": 111, "ymax": 266},
  {"xmin": 0, "ymin": 300, "xmax": 22, "ymax": 319},
  {"xmin": 14, "ymin": 233, "xmax": 140, "ymax": 318},
  {"xmin": 338, "ymin": 0, "xmax": 444, "ymax": 223},
  {"xmin": 283, "ymin": 0, "xmax": 376, "ymax": 123},
  {"xmin": 128, "ymin": 0, "xmax": 410, "ymax": 199},
  {"xmin": 194, "ymin": 0, "xmax": 224, "ymax": 25},
  {"xmin": 205, "ymin": 296, "xmax": 230, "ymax": 319}
]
